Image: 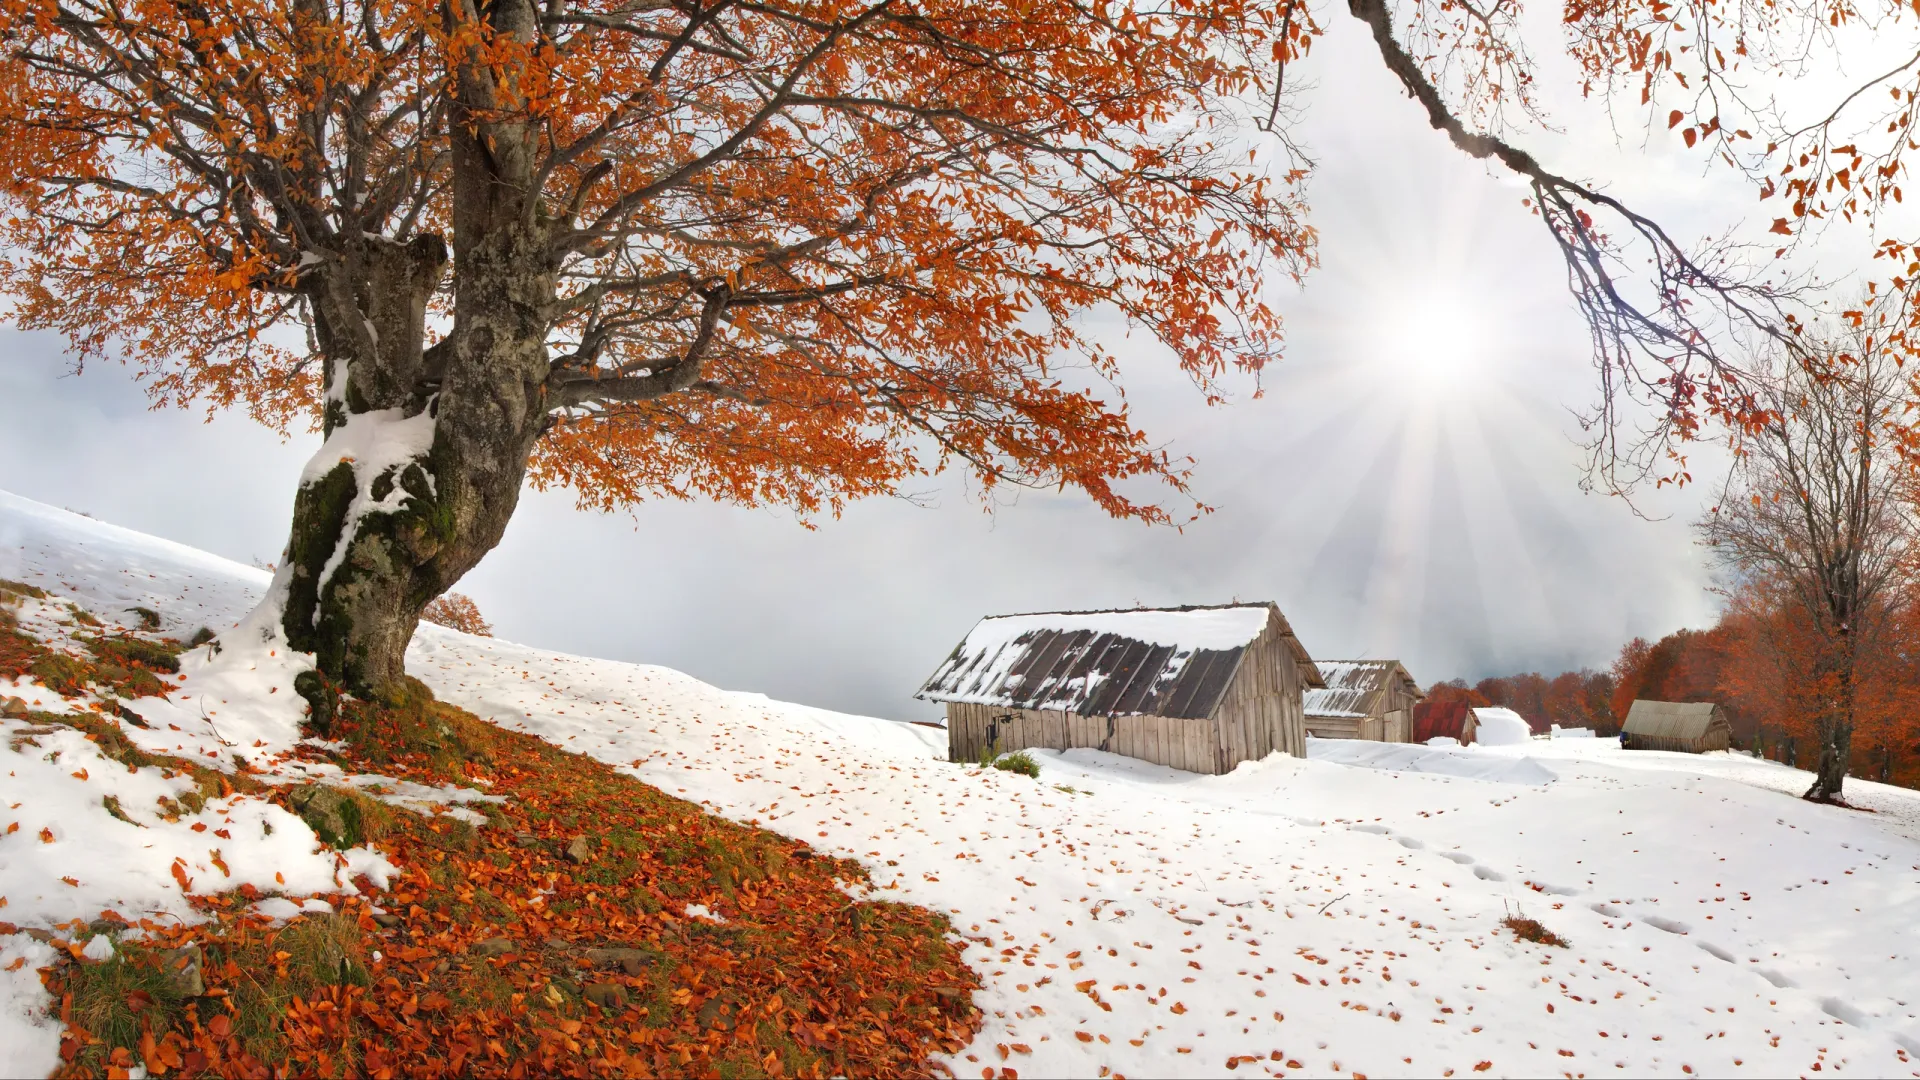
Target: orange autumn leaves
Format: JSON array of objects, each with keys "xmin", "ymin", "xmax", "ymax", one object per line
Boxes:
[
  {"xmin": 43, "ymin": 693, "xmax": 980, "ymax": 1078},
  {"xmin": 0, "ymin": 0, "xmax": 1320, "ymax": 523}
]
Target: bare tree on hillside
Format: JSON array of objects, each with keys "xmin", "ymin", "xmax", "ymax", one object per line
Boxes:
[{"xmin": 1700, "ymin": 306, "xmax": 1920, "ymax": 802}]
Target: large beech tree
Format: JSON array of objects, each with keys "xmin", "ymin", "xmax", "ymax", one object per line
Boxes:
[{"xmin": 0, "ymin": 0, "xmax": 1912, "ymax": 711}]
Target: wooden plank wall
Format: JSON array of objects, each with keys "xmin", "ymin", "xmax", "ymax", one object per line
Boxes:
[
  {"xmin": 946, "ymin": 701, "xmax": 1228, "ymax": 773},
  {"xmin": 1210, "ymin": 621, "xmax": 1307, "ymax": 762},
  {"xmin": 1369, "ymin": 671, "xmax": 1420, "ymax": 744},
  {"xmin": 944, "ymin": 615, "xmax": 1311, "ymax": 774},
  {"xmin": 1305, "ymin": 715, "xmax": 1361, "ymax": 740}
]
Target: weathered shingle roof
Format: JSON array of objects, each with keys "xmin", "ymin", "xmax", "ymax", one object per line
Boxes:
[
  {"xmin": 916, "ymin": 603, "xmax": 1320, "ymax": 720},
  {"xmin": 1303, "ymin": 660, "xmax": 1419, "ymax": 719},
  {"xmin": 1622, "ymin": 700, "xmax": 1725, "ymax": 740}
]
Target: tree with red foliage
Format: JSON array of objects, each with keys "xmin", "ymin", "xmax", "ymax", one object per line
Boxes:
[
  {"xmin": 1720, "ymin": 576, "xmax": 1920, "ymax": 783},
  {"xmin": 1425, "ymin": 680, "xmax": 1490, "ymax": 711},
  {"xmin": 1610, "ymin": 629, "xmax": 1727, "ymax": 722},
  {"xmin": 4, "ymin": 0, "xmax": 1912, "ymax": 724},
  {"xmin": 420, "ymin": 593, "xmax": 493, "ymax": 638},
  {"xmin": 1700, "ymin": 306, "xmax": 1920, "ymax": 802}
]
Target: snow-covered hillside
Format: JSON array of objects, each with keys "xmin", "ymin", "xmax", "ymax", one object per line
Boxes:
[{"xmin": 6, "ymin": 490, "xmax": 1920, "ymax": 1077}]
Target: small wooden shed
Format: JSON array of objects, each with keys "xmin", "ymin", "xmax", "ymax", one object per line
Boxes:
[
  {"xmin": 1303, "ymin": 660, "xmax": 1423, "ymax": 742},
  {"xmin": 1621, "ymin": 700, "xmax": 1732, "ymax": 753},
  {"xmin": 916, "ymin": 603, "xmax": 1324, "ymax": 774},
  {"xmin": 1410, "ymin": 699, "xmax": 1477, "ymax": 745}
]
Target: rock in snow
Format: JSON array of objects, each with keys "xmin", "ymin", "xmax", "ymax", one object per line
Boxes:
[{"xmin": 8, "ymin": 489, "xmax": 1920, "ymax": 1077}]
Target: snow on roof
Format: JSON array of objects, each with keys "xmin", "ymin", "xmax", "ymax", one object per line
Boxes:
[
  {"xmin": 916, "ymin": 603, "xmax": 1316, "ymax": 719},
  {"xmin": 1303, "ymin": 659, "xmax": 1398, "ymax": 719}
]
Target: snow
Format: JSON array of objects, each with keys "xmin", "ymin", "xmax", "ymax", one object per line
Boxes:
[
  {"xmin": 11, "ymin": 493, "xmax": 1920, "ymax": 1077},
  {"xmin": 1307, "ymin": 738, "xmax": 1558, "ymax": 786},
  {"xmin": 1472, "ymin": 707, "xmax": 1533, "ymax": 746},
  {"xmin": 952, "ymin": 606, "xmax": 1273, "ymax": 654},
  {"xmin": 297, "ymin": 406, "xmax": 438, "ymax": 606},
  {"xmin": 0, "ymin": 933, "xmax": 60, "ymax": 1075},
  {"xmin": 1552, "ymin": 724, "xmax": 1597, "ymax": 739},
  {"xmin": 0, "ymin": 713, "xmax": 397, "ymax": 929},
  {"xmin": 920, "ymin": 604, "xmax": 1274, "ymax": 712}
]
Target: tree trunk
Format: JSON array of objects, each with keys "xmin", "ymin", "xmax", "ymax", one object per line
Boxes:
[
  {"xmin": 1804, "ymin": 634, "xmax": 1856, "ymax": 803},
  {"xmin": 278, "ymin": 228, "xmax": 554, "ymax": 717},
  {"xmin": 277, "ymin": 30, "xmax": 556, "ymax": 725}
]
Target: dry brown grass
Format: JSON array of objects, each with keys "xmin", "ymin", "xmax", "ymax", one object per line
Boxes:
[{"xmin": 1502, "ymin": 915, "xmax": 1569, "ymax": 948}]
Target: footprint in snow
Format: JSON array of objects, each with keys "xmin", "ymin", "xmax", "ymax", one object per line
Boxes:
[
  {"xmin": 1821, "ymin": 997, "xmax": 1871, "ymax": 1027},
  {"xmin": 1642, "ymin": 914, "xmax": 1690, "ymax": 935}
]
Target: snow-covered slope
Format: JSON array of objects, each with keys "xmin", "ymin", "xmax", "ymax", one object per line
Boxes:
[{"xmin": 7, "ymin": 491, "xmax": 1920, "ymax": 1077}]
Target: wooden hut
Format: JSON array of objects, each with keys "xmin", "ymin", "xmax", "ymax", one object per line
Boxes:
[
  {"xmin": 1621, "ymin": 700, "xmax": 1732, "ymax": 753},
  {"xmin": 1303, "ymin": 660, "xmax": 1423, "ymax": 742},
  {"xmin": 916, "ymin": 603, "xmax": 1324, "ymax": 774},
  {"xmin": 1410, "ymin": 699, "xmax": 1477, "ymax": 745}
]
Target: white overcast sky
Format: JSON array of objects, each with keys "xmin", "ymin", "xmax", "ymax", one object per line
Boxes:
[{"xmin": 1, "ymin": 13, "xmax": 1842, "ymax": 721}]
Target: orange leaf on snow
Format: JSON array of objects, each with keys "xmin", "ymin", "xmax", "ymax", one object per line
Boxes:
[
  {"xmin": 38, "ymin": 828, "xmax": 53, "ymax": 843},
  {"xmin": 1074, "ymin": 1031, "xmax": 1093, "ymax": 1043}
]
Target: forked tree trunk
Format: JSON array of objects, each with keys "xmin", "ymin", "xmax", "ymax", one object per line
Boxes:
[
  {"xmin": 279, "ymin": 137, "xmax": 555, "ymax": 718},
  {"xmin": 273, "ymin": 0, "xmax": 575, "ymax": 728}
]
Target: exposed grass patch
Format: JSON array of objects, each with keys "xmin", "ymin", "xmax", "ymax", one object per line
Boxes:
[
  {"xmin": 42, "ymin": 674, "xmax": 980, "ymax": 1078},
  {"xmin": 992, "ymin": 750, "xmax": 1041, "ymax": 778},
  {"xmin": 58, "ymin": 942, "xmax": 188, "ymax": 1076},
  {"xmin": 83, "ymin": 633, "xmax": 184, "ymax": 675},
  {"xmin": 125, "ymin": 606, "xmax": 162, "ymax": 631},
  {"xmin": 0, "ymin": 577, "xmax": 47, "ymax": 601},
  {"xmin": 1503, "ymin": 915, "xmax": 1569, "ymax": 948}
]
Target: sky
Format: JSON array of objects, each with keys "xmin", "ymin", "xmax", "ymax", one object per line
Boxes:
[{"xmin": 0, "ymin": 14, "xmax": 1787, "ymax": 722}]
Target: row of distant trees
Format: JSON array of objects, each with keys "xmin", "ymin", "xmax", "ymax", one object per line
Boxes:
[{"xmin": 1432, "ymin": 595, "xmax": 1920, "ymax": 791}]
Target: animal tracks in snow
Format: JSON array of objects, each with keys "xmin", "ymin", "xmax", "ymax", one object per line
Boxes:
[{"xmin": 1643, "ymin": 914, "xmax": 1692, "ymax": 935}]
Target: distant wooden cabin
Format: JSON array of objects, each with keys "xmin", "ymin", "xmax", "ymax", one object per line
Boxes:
[
  {"xmin": 1303, "ymin": 660, "xmax": 1423, "ymax": 743},
  {"xmin": 916, "ymin": 603, "xmax": 1324, "ymax": 775},
  {"xmin": 1621, "ymin": 700, "xmax": 1731, "ymax": 753},
  {"xmin": 1410, "ymin": 699, "xmax": 1477, "ymax": 745}
]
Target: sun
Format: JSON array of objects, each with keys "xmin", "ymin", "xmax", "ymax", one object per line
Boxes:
[{"xmin": 1374, "ymin": 287, "xmax": 1490, "ymax": 396}]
